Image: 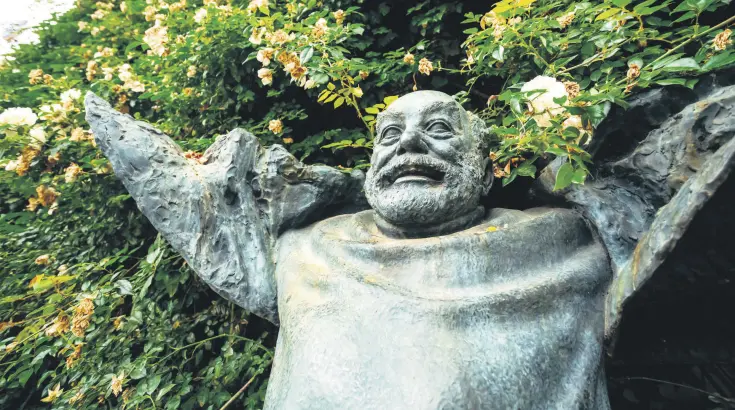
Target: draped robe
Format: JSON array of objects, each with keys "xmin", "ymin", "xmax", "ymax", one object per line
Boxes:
[{"xmin": 266, "ymin": 207, "xmax": 611, "ymax": 410}]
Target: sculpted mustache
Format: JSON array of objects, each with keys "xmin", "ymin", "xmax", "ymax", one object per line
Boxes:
[{"xmin": 378, "ymin": 155, "xmax": 450, "ymax": 182}]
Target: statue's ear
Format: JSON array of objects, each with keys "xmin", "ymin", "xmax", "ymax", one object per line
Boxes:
[{"xmin": 482, "ymin": 157, "xmax": 494, "ymax": 196}]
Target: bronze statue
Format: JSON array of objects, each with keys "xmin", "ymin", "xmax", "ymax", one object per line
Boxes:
[{"xmin": 85, "ymin": 86, "xmax": 735, "ymax": 409}]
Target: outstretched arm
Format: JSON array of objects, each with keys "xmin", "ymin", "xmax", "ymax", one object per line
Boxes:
[
  {"xmin": 85, "ymin": 93, "xmax": 364, "ymax": 324},
  {"xmin": 531, "ymin": 84, "xmax": 735, "ymax": 339}
]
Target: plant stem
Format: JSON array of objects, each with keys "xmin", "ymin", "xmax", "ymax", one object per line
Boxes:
[
  {"xmin": 650, "ymin": 14, "xmax": 735, "ymax": 66},
  {"xmin": 218, "ymin": 373, "xmax": 258, "ymax": 410}
]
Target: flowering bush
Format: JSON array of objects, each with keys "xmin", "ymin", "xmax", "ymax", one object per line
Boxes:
[{"xmin": 0, "ymin": 0, "xmax": 733, "ymax": 408}]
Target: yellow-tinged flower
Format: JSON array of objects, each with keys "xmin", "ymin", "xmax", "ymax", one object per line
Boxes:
[
  {"xmin": 403, "ymin": 52, "xmax": 415, "ymax": 65},
  {"xmin": 268, "ymin": 29, "xmax": 292, "ymax": 45},
  {"xmin": 69, "ymin": 390, "xmax": 84, "ymax": 404},
  {"xmin": 564, "ymin": 81, "xmax": 580, "ymax": 100},
  {"xmin": 35, "ymin": 254, "xmax": 51, "ymax": 265},
  {"xmin": 28, "ymin": 69, "xmax": 44, "ymax": 85},
  {"xmin": 120, "ymin": 1, "xmax": 127, "ymax": 12},
  {"xmin": 187, "ymin": 65, "xmax": 197, "ymax": 77},
  {"xmin": 312, "ymin": 18, "xmax": 329, "ymax": 38},
  {"xmin": 246, "ymin": 0, "xmax": 268, "ymax": 13},
  {"xmin": 111, "ymin": 372, "xmax": 125, "ymax": 397},
  {"xmin": 46, "ymin": 314, "xmax": 70, "ymax": 337},
  {"xmin": 714, "ymin": 29, "xmax": 732, "ymax": 51},
  {"xmin": 71, "ymin": 317, "xmax": 90, "ymax": 337},
  {"xmin": 26, "ymin": 197, "xmax": 40, "ymax": 212},
  {"xmin": 304, "ymin": 79, "xmax": 316, "ymax": 89},
  {"xmin": 144, "ymin": 20, "xmax": 169, "ymax": 57},
  {"xmin": 257, "ymin": 48, "xmax": 275, "ymax": 66},
  {"xmin": 90, "ymin": 9, "xmax": 107, "ymax": 20},
  {"xmin": 269, "ymin": 119, "xmax": 283, "ymax": 134},
  {"xmin": 5, "ymin": 341, "xmax": 18, "ymax": 352},
  {"xmin": 481, "ymin": 11, "xmax": 505, "ymax": 29},
  {"xmin": 418, "ymin": 58, "xmax": 434, "ymax": 75},
  {"xmin": 627, "ymin": 63, "xmax": 641, "ymax": 81},
  {"xmin": 258, "ymin": 68, "xmax": 273, "ymax": 85},
  {"xmin": 86, "ymin": 60, "xmax": 98, "ymax": 81},
  {"xmin": 41, "ymin": 383, "xmax": 64, "ymax": 403},
  {"xmin": 359, "ymin": 70, "xmax": 369, "ymax": 80},
  {"xmin": 352, "ymin": 86, "xmax": 363, "ymax": 98},
  {"xmin": 556, "ymin": 12, "xmax": 575, "ymax": 29},
  {"xmin": 76, "ymin": 298, "xmax": 95, "ymax": 317},
  {"xmin": 334, "ymin": 9, "xmax": 345, "ymax": 24},
  {"xmin": 249, "ymin": 27, "xmax": 266, "ymax": 44},
  {"xmin": 65, "ymin": 163, "xmax": 82, "ymax": 183},
  {"xmin": 35, "ymin": 185, "xmax": 59, "ymax": 207},
  {"xmin": 282, "ymin": 137, "xmax": 294, "ymax": 144},
  {"xmin": 78, "ymin": 21, "xmax": 88, "ymax": 32}
]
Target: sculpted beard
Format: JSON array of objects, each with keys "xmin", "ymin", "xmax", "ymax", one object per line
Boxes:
[{"xmin": 364, "ymin": 151, "xmax": 486, "ymax": 226}]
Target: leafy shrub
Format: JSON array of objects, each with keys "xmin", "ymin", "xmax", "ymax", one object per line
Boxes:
[{"xmin": 0, "ymin": 0, "xmax": 733, "ymax": 408}]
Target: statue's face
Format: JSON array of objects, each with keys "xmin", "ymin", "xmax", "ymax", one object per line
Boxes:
[{"xmin": 364, "ymin": 91, "xmax": 491, "ymax": 227}]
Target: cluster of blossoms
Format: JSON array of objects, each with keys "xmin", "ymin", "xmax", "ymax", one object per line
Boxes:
[
  {"xmin": 714, "ymin": 29, "xmax": 732, "ymax": 51},
  {"xmin": 556, "ymin": 11, "xmax": 575, "ymax": 29},
  {"xmin": 520, "ymin": 75, "xmax": 591, "ymax": 141},
  {"xmin": 71, "ymin": 297, "xmax": 95, "ymax": 337},
  {"xmin": 27, "ymin": 184, "xmax": 60, "ymax": 213},
  {"xmin": 268, "ymin": 119, "xmax": 283, "ymax": 134},
  {"xmin": 118, "ymin": 64, "xmax": 145, "ymax": 92},
  {"xmin": 402, "ymin": 52, "xmax": 436, "ymax": 76},
  {"xmin": 480, "ymin": 11, "xmax": 521, "ymax": 40},
  {"xmin": 28, "ymin": 68, "xmax": 53, "ymax": 85},
  {"xmin": 144, "ymin": 19, "xmax": 169, "ymax": 56},
  {"xmin": 111, "ymin": 371, "xmax": 126, "ymax": 396}
]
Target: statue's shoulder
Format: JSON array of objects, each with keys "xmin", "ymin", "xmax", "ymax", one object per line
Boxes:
[{"xmin": 277, "ymin": 209, "xmax": 376, "ymax": 243}]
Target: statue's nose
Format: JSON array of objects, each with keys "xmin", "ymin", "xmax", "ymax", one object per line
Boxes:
[{"xmin": 397, "ymin": 129, "xmax": 428, "ymax": 155}]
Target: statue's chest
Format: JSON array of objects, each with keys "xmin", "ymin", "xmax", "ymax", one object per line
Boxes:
[{"xmin": 266, "ymin": 210, "xmax": 612, "ymax": 409}]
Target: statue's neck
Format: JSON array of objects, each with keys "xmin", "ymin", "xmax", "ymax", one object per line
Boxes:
[{"xmin": 374, "ymin": 206, "xmax": 486, "ymax": 239}]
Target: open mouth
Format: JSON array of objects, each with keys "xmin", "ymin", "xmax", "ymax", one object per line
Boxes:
[{"xmin": 388, "ymin": 164, "xmax": 445, "ymax": 184}]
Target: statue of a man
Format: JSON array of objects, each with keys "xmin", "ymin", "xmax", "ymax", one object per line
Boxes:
[{"xmin": 85, "ymin": 87, "xmax": 735, "ymax": 409}]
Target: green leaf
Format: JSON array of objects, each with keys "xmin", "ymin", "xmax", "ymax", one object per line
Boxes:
[
  {"xmin": 611, "ymin": 0, "xmax": 632, "ymax": 8},
  {"xmin": 702, "ymin": 51, "xmax": 735, "ymax": 72},
  {"xmin": 571, "ymin": 168, "xmax": 587, "ymax": 184},
  {"xmin": 654, "ymin": 78, "xmax": 687, "ymax": 86},
  {"xmin": 595, "ymin": 8, "xmax": 621, "ymax": 21},
  {"xmin": 553, "ymin": 162, "xmax": 574, "ymax": 191},
  {"xmin": 662, "ymin": 57, "xmax": 700, "ymax": 72},
  {"xmin": 492, "ymin": 45, "xmax": 505, "ymax": 62},
  {"xmin": 334, "ymin": 97, "xmax": 345, "ymax": 108},
  {"xmin": 299, "ymin": 47, "xmax": 314, "ymax": 64}
]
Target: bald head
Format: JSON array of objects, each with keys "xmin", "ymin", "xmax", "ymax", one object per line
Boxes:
[{"xmin": 365, "ymin": 90, "xmax": 493, "ymax": 230}]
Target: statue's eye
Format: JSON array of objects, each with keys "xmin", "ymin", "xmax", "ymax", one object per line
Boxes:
[
  {"xmin": 379, "ymin": 126, "xmax": 402, "ymax": 144},
  {"xmin": 427, "ymin": 121, "xmax": 452, "ymax": 135}
]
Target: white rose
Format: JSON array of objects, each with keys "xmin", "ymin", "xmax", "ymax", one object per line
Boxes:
[
  {"xmin": 194, "ymin": 8, "xmax": 208, "ymax": 23},
  {"xmin": 30, "ymin": 126, "xmax": 47, "ymax": 144},
  {"xmin": 60, "ymin": 89, "xmax": 82, "ymax": 103},
  {"xmin": 520, "ymin": 76, "xmax": 567, "ymax": 128},
  {"xmin": 0, "ymin": 107, "xmax": 38, "ymax": 127}
]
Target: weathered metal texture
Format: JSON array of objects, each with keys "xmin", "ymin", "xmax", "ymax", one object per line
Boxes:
[
  {"xmin": 85, "ymin": 86, "xmax": 735, "ymax": 409},
  {"xmin": 85, "ymin": 93, "xmax": 363, "ymax": 325},
  {"xmin": 532, "ymin": 85, "xmax": 735, "ymax": 338}
]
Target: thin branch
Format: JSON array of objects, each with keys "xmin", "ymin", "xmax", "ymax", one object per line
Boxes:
[
  {"xmin": 218, "ymin": 374, "xmax": 258, "ymax": 410},
  {"xmin": 619, "ymin": 376, "xmax": 735, "ymax": 404}
]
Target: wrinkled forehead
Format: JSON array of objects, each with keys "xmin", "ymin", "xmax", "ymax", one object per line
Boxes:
[{"xmin": 376, "ymin": 92, "xmax": 467, "ymax": 131}]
